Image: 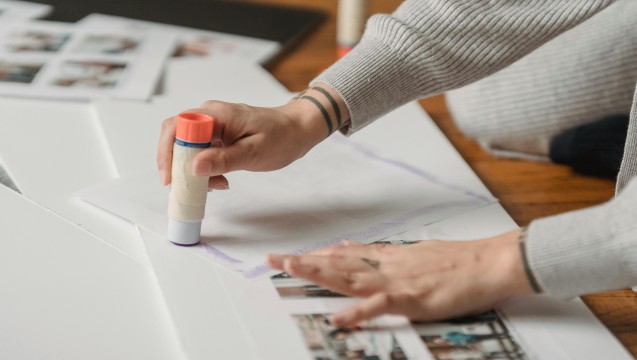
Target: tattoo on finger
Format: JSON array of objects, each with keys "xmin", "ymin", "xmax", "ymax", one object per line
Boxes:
[{"xmin": 361, "ymin": 257, "xmax": 380, "ymax": 270}]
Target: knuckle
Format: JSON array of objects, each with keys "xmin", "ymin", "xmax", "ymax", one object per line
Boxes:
[
  {"xmin": 200, "ymin": 100, "xmax": 221, "ymax": 109},
  {"xmin": 216, "ymin": 151, "xmax": 231, "ymax": 173},
  {"xmin": 342, "ymin": 271, "xmax": 358, "ymax": 286},
  {"xmin": 350, "ymin": 306, "xmax": 365, "ymax": 320},
  {"xmin": 161, "ymin": 117, "xmax": 175, "ymax": 131},
  {"xmin": 378, "ymin": 292, "xmax": 394, "ymax": 309}
]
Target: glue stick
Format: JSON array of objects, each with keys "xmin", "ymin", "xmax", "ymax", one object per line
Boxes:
[
  {"xmin": 167, "ymin": 112, "xmax": 214, "ymax": 246},
  {"xmin": 336, "ymin": 0, "xmax": 367, "ymax": 59}
]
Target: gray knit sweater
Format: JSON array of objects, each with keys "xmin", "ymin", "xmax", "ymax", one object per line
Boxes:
[{"xmin": 314, "ymin": 0, "xmax": 637, "ymax": 299}]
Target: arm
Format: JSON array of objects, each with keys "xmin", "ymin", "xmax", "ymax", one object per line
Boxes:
[
  {"xmin": 528, "ymin": 176, "xmax": 637, "ymax": 298},
  {"xmin": 316, "ymin": 0, "xmax": 617, "ymax": 134}
]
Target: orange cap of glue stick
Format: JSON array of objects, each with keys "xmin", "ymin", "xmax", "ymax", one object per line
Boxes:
[{"xmin": 176, "ymin": 112, "xmax": 214, "ymax": 143}]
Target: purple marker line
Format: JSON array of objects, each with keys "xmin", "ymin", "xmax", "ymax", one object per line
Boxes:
[
  {"xmin": 330, "ymin": 136, "xmax": 493, "ymax": 203},
  {"xmin": 243, "ymin": 264, "xmax": 271, "ymax": 279},
  {"xmin": 200, "ymin": 243, "xmax": 243, "ymax": 264}
]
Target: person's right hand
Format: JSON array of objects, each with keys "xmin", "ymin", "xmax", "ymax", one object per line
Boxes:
[{"xmin": 157, "ymin": 84, "xmax": 348, "ymax": 189}]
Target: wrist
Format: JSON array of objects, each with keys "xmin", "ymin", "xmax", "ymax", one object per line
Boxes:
[
  {"xmin": 278, "ymin": 83, "xmax": 350, "ymax": 142},
  {"xmin": 489, "ymin": 229, "xmax": 538, "ymax": 298},
  {"xmin": 276, "ymin": 99, "xmax": 327, "ymax": 150}
]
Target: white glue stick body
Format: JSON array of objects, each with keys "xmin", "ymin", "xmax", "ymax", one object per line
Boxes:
[{"xmin": 167, "ymin": 112, "xmax": 214, "ymax": 246}]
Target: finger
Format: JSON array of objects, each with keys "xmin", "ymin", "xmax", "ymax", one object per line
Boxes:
[
  {"xmin": 157, "ymin": 116, "xmax": 177, "ymax": 185},
  {"xmin": 331, "ymin": 292, "xmax": 396, "ymax": 327},
  {"xmin": 208, "ymin": 175, "xmax": 229, "ymax": 190},
  {"xmin": 309, "ymin": 240, "xmax": 363, "ymax": 256},
  {"xmin": 310, "ymin": 241, "xmax": 391, "ymax": 259},
  {"xmin": 266, "ymin": 253, "xmax": 285, "ymax": 270},
  {"xmin": 192, "ymin": 139, "xmax": 259, "ymax": 176},
  {"xmin": 197, "ymin": 101, "xmax": 232, "ymax": 142},
  {"xmin": 281, "ymin": 255, "xmax": 384, "ymax": 297},
  {"xmin": 267, "ymin": 254, "xmax": 380, "ymax": 294}
]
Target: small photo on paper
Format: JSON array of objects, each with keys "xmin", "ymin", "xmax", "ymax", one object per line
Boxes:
[
  {"xmin": 74, "ymin": 35, "xmax": 141, "ymax": 55},
  {"xmin": 272, "ymin": 272, "xmax": 346, "ymax": 299},
  {"xmin": 0, "ymin": 60, "xmax": 43, "ymax": 83},
  {"xmin": 413, "ymin": 311, "xmax": 528, "ymax": 360},
  {"xmin": 293, "ymin": 313, "xmax": 408, "ymax": 360},
  {"xmin": 173, "ymin": 35, "xmax": 237, "ymax": 57},
  {"xmin": 50, "ymin": 60, "xmax": 126, "ymax": 89},
  {"xmin": 5, "ymin": 30, "xmax": 71, "ymax": 53}
]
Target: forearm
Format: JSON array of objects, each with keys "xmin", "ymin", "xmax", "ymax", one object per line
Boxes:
[
  {"xmin": 527, "ymin": 177, "xmax": 637, "ymax": 299},
  {"xmin": 314, "ymin": 0, "xmax": 616, "ymax": 134}
]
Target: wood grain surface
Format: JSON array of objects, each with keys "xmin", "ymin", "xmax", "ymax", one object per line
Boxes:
[{"xmin": 246, "ymin": 0, "xmax": 637, "ymax": 356}]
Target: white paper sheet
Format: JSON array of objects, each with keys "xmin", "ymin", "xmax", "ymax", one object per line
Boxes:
[
  {"xmin": 0, "ymin": 96, "xmax": 149, "ymax": 264},
  {"xmin": 0, "ymin": 185, "xmax": 183, "ymax": 360},
  {"xmin": 0, "ymin": 20, "xmax": 177, "ymax": 100},
  {"xmin": 78, "ymin": 13, "xmax": 281, "ymax": 65},
  {"xmin": 0, "ymin": 0, "xmax": 51, "ymax": 21},
  {"xmin": 82, "ymin": 131, "xmax": 494, "ymax": 278}
]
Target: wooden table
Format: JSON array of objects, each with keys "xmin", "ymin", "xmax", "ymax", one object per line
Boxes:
[{"xmin": 247, "ymin": 0, "xmax": 637, "ymax": 356}]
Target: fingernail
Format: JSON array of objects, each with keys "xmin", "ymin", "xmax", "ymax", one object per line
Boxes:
[
  {"xmin": 194, "ymin": 161, "xmax": 212, "ymax": 176},
  {"xmin": 267, "ymin": 254, "xmax": 283, "ymax": 265}
]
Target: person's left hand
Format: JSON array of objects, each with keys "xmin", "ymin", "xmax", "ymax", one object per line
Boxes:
[{"xmin": 266, "ymin": 229, "xmax": 535, "ymax": 326}]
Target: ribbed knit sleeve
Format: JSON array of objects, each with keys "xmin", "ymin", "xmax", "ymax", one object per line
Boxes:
[
  {"xmin": 527, "ymin": 177, "xmax": 637, "ymax": 299},
  {"xmin": 446, "ymin": 0, "xmax": 637, "ymax": 159},
  {"xmin": 313, "ymin": 0, "xmax": 616, "ymax": 134}
]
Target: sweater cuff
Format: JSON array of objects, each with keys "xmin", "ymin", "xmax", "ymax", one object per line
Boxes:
[
  {"xmin": 526, "ymin": 200, "xmax": 629, "ymax": 299},
  {"xmin": 312, "ymin": 15, "xmax": 425, "ymax": 135}
]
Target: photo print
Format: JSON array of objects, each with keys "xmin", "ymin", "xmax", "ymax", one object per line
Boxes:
[
  {"xmin": 413, "ymin": 311, "xmax": 528, "ymax": 360},
  {"xmin": 173, "ymin": 35, "xmax": 238, "ymax": 57},
  {"xmin": 78, "ymin": 14, "xmax": 281, "ymax": 64},
  {"xmin": 5, "ymin": 29, "xmax": 70, "ymax": 53},
  {"xmin": 272, "ymin": 271, "xmax": 345, "ymax": 300},
  {"xmin": 74, "ymin": 34, "xmax": 141, "ymax": 55},
  {"xmin": 50, "ymin": 60, "xmax": 126, "ymax": 89},
  {"xmin": 293, "ymin": 313, "xmax": 408, "ymax": 360},
  {"xmin": 0, "ymin": 59, "xmax": 43, "ymax": 83}
]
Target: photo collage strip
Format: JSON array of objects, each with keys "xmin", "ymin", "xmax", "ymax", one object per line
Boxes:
[
  {"xmin": 271, "ymin": 240, "xmax": 530, "ymax": 360},
  {"xmin": 0, "ymin": 20, "xmax": 176, "ymax": 100},
  {"xmin": 78, "ymin": 14, "xmax": 281, "ymax": 65}
]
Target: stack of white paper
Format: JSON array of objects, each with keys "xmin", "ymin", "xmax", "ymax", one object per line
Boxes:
[{"xmin": 79, "ymin": 14, "xmax": 281, "ymax": 65}]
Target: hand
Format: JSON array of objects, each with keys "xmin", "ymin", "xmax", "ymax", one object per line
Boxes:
[
  {"xmin": 267, "ymin": 230, "xmax": 535, "ymax": 326},
  {"xmin": 157, "ymin": 84, "xmax": 348, "ymax": 189}
]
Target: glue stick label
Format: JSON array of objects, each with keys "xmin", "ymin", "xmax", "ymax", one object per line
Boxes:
[{"xmin": 168, "ymin": 142, "xmax": 210, "ymax": 222}]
